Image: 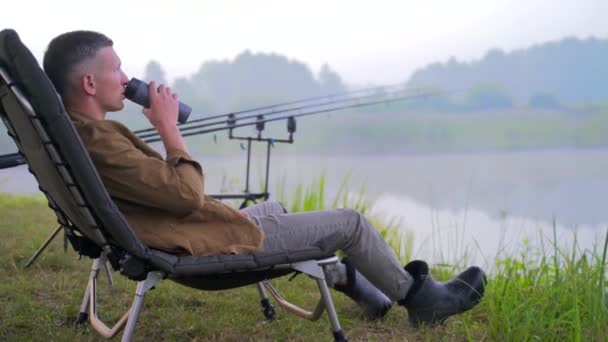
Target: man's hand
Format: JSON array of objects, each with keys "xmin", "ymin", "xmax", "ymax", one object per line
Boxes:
[
  {"xmin": 142, "ymin": 81, "xmax": 188, "ymax": 154},
  {"xmin": 143, "ymin": 81, "xmax": 179, "ymax": 130}
]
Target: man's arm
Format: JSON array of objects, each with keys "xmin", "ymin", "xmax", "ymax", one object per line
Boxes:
[{"xmin": 83, "ymin": 121, "xmax": 205, "ymax": 215}]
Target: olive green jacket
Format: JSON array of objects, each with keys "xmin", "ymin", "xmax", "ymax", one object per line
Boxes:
[{"xmin": 70, "ymin": 111, "xmax": 264, "ymax": 256}]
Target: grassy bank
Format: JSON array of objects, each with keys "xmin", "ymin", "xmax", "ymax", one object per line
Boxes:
[{"xmin": 0, "ymin": 188, "xmax": 606, "ymax": 341}]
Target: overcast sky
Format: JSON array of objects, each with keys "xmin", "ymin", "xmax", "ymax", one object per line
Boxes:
[{"xmin": 4, "ymin": 0, "xmax": 607, "ymax": 85}]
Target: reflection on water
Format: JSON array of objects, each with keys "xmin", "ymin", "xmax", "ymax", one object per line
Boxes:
[
  {"xmin": 373, "ymin": 193, "xmax": 606, "ymax": 268},
  {"xmin": 1, "ymin": 148, "xmax": 607, "ymax": 266}
]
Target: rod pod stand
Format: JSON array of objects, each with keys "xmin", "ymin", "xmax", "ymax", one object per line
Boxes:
[{"xmin": 212, "ymin": 114, "xmax": 296, "ymax": 209}]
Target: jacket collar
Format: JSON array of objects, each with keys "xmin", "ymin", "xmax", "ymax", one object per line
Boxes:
[{"xmin": 68, "ymin": 110, "xmax": 96, "ymax": 124}]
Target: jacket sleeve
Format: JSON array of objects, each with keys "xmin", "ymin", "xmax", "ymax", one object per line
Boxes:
[{"xmin": 84, "ymin": 122, "xmax": 205, "ymax": 216}]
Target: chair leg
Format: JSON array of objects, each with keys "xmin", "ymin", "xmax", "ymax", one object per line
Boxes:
[
  {"xmin": 291, "ymin": 258, "xmax": 347, "ymax": 342},
  {"xmin": 256, "ymin": 281, "xmax": 276, "ymax": 320},
  {"xmin": 73, "ymin": 278, "xmax": 91, "ymax": 326},
  {"xmin": 103, "ymin": 261, "xmax": 114, "ymax": 287},
  {"xmin": 23, "ymin": 225, "xmax": 62, "ymax": 268},
  {"xmin": 121, "ymin": 271, "xmax": 164, "ymax": 342},
  {"xmin": 316, "ymin": 276, "xmax": 347, "ymax": 342},
  {"xmin": 120, "ymin": 291, "xmax": 145, "ymax": 342},
  {"xmin": 73, "ymin": 252, "xmax": 163, "ymax": 341},
  {"xmin": 74, "ymin": 256, "xmax": 105, "ymax": 327}
]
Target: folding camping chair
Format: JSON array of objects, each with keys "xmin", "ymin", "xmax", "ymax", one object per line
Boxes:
[{"xmin": 0, "ymin": 29, "xmax": 348, "ymax": 341}]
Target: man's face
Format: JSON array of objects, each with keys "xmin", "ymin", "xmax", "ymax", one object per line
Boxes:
[{"xmin": 92, "ymin": 47, "xmax": 129, "ymax": 112}]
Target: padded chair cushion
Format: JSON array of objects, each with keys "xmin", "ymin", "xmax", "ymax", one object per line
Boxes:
[
  {"xmin": 148, "ymin": 247, "xmax": 332, "ymax": 276},
  {"xmin": 0, "ymin": 29, "xmax": 333, "ymax": 279}
]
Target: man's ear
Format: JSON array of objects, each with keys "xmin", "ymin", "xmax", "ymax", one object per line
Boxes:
[{"xmin": 81, "ymin": 74, "xmax": 96, "ymax": 96}]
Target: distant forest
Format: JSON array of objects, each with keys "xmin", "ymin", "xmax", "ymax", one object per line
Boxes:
[
  {"xmin": 141, "ymin": 51, "xmax": 346, "ymax": 117},
  {"xmin": 134, "ymin": 36, "xmax": 607, "ymax": 121},
  {"xmin": 408, "ymin": 36, "xmax": 608, "ymax": 108}
]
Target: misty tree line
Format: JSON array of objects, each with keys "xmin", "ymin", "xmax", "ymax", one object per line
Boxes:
[
  {"xmin": 138, "ymin": 36, "xmax": 607, "ymax": 118},
  {"xmin": 407, "ymin": 36, "xmax": 608, "ymax": 110},
  {"xmin": 142, "ymin": 50, "xmax": 346, "ymax": 116}
]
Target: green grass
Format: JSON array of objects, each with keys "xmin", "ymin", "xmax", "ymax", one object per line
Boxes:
[{"xmin": 1, "ymin": 181, "xmax": 607, "ymax": 341}]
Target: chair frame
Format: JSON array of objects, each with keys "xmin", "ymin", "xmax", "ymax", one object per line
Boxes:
[{"xmin": 77, "ymin": 251, "xmax": 342, "ymax": 341}]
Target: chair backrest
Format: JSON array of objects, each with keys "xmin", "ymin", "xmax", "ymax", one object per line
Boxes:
[{"xmin": 0, "ymin": 29, "xmax": 149, "ymax": 260}]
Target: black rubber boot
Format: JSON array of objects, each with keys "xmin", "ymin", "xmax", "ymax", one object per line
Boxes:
[
  {"xmin": 398, "ymin": 260, "xmax": 486, "ymax": 326},
  {"xmin": 333, "ymin": 259, "xmax": 393, "ymax": 320}
]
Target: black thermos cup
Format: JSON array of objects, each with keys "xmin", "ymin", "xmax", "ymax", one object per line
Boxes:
[{"xmin": 124, "ymin": 78, "xmax": 192, "ymax": 124}]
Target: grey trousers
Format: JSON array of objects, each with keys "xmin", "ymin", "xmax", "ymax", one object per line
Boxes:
[{"xmin": 242, "ymin": 201, "xmax": 413, "ymax": 301}]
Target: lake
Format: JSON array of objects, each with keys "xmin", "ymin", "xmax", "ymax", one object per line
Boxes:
[{"xmin": 2, "ymin": 147, "xmax": 607, "ymax": 268}]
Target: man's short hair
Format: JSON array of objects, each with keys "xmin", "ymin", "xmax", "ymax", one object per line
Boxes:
[{"xmin": 43, "ymin": 31, "xmax": 113, "ymax": 97}]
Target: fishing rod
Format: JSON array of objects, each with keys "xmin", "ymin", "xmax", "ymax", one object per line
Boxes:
[
  {"xmin": 0, "ymin": 152, "xmax": 25, "ymax": 169},
  {"xmin": 139, "ymin": 84, "xmax": 435, "ymax": 142},
  {"xmin": 134, "ymin": 82, "xmax": 412, "ymax": 137}
]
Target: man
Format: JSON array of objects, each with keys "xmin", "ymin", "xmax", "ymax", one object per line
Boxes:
[{"xmin": 43, "ymin": 30, "xmax": 486, "ymax": 325}]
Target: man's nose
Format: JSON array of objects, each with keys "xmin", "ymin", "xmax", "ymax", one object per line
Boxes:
[{"xmin": 121, "ymin": 71, "xmax": 129, "ymax": 84}]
